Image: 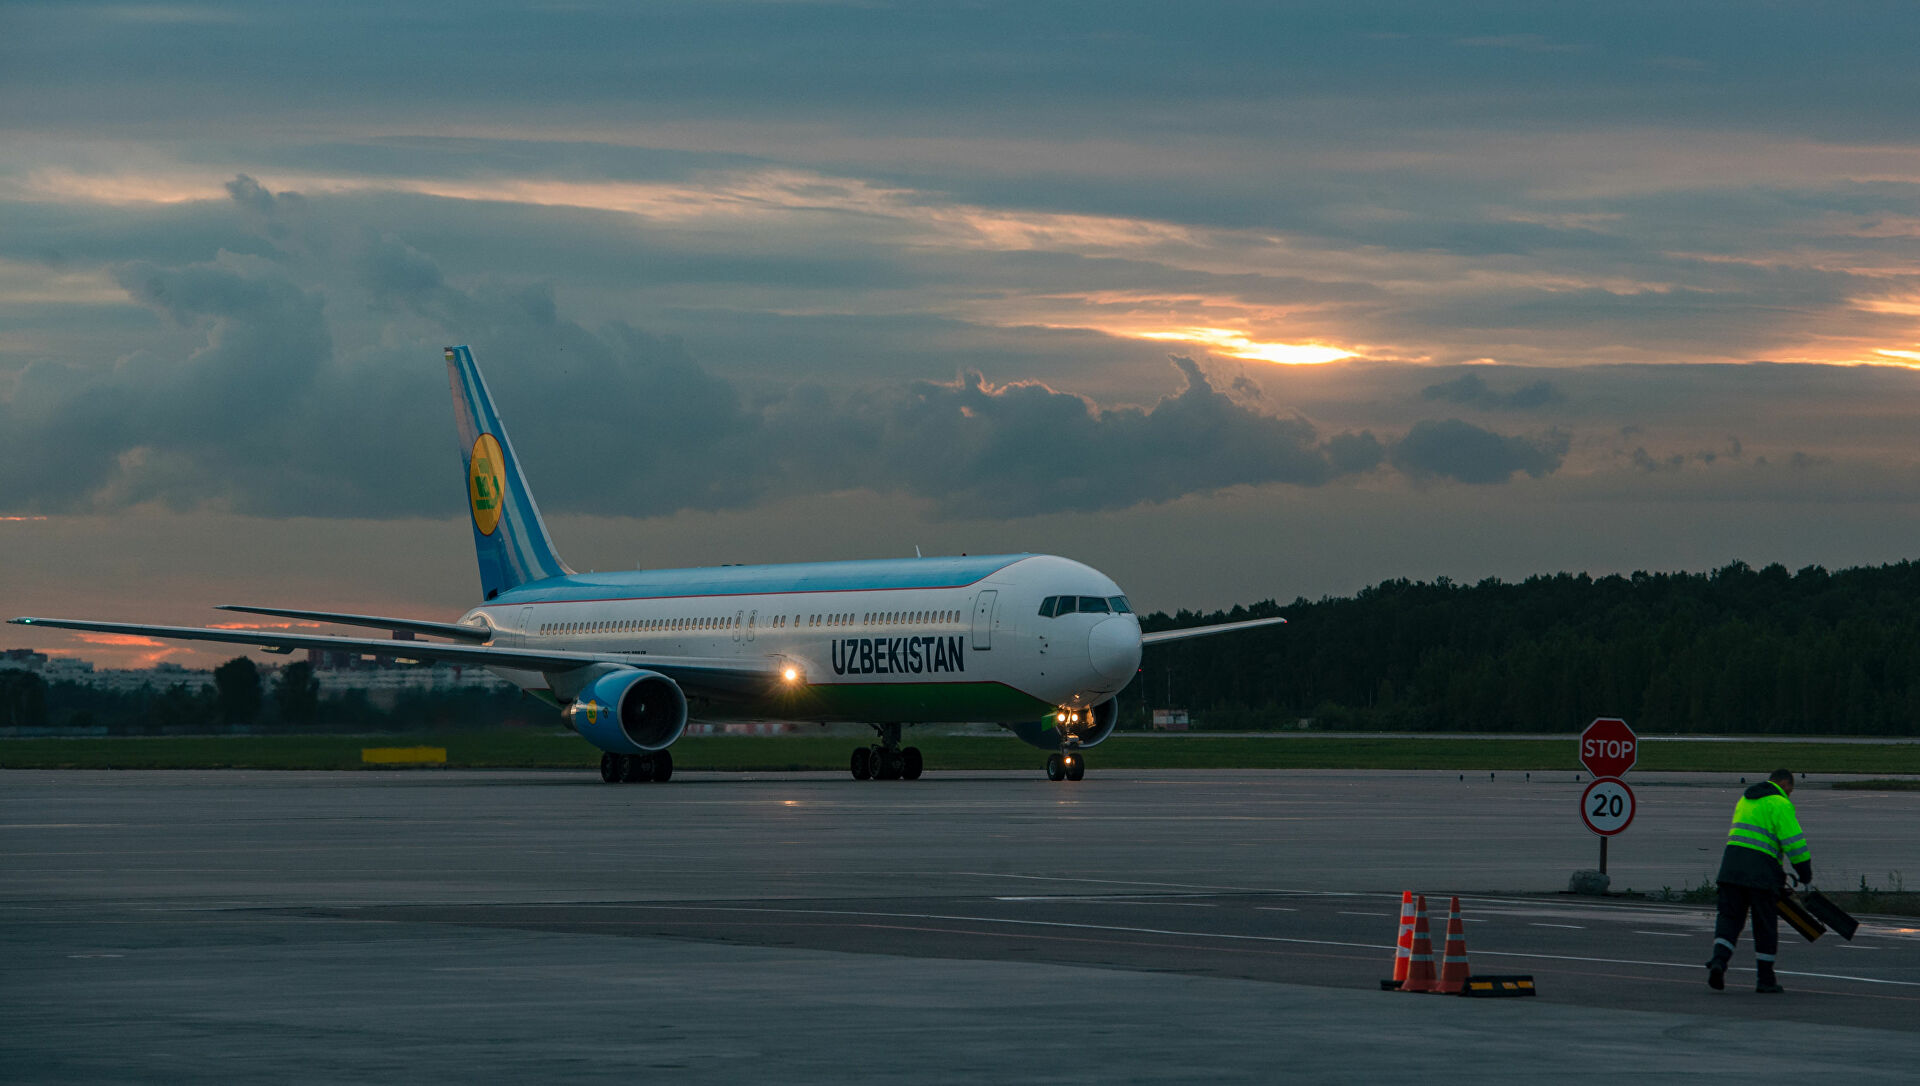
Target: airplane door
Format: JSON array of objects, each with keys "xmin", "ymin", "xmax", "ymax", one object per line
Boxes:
[
  {"xmin": 732, "ymin": 609, "xmax": 745, "ymax": 643},
  {"xmin": 746, "ymin": 609, "xmax": 757, "ymax": 642},
  {"xmin": 971, "ymin": 590, "xmax": 997, "ymax": 651},
  {"xmin": 516, "ymin": 606, "xmax": 534, "ymax": 648}
]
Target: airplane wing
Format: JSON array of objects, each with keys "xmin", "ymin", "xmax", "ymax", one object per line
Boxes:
[
  {"xmin": 7, "ymin": 617, "xmax": 788, "ymax": 701},
  {"xmin": 1140, "ymin": 616, "xmax": 1288, "ymax": 646},
  {"xmin": 215, "ymin": 604, "xmax": 493, "ymax": 643}
]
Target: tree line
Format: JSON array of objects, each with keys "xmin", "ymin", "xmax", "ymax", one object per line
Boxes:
[
  {"xmin": 1, "ymin": 659, "xmax": 544, "ymax": 735},
  {"xmin": 7, "ymin": 558, "xmax": 1919, "ymax": 736},
  {"xmin": 1137, "ymin": 560, "xmax": 1920, "ymax": 735}
]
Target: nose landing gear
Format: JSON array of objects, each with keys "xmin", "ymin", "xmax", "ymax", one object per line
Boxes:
[
  {"xmin": 850, "ymin": 723, "xmax": 923, "ymax": 781},
  {"xmin": 1044, "ymin": 747, "xmax": 1086, "ymax": 782}
]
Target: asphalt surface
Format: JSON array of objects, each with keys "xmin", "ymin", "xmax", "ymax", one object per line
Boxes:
[{"xmin": 5, "ymin": 767, "xmax": 1919, "ymax": 1081}]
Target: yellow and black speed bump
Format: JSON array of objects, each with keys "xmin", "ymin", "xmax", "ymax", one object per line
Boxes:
[
  {"xmin": 1460, "ymin": 974, "xmax": 1536, "ymax": 998},
  {"xmin": 1777, "ymin": 893, "xmax": 1827, "ymax": 942}
]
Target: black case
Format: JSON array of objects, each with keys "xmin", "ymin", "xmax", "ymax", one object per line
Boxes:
[
  {"xmin": 1801, "ymin": 889, "xmax": 1859, "ymax": 940},
  {"xmin": 1776, "ymin": 891, "xmax": 1826, "ymax": 942}
]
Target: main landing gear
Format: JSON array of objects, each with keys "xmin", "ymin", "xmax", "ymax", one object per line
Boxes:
[
  {"xmin": 1044, "ymin": 747, "xmax": 1086, "ymax": 782},
  {"xmin": 850, "ymin": 723, "xmax": 923, "ymax": 781},
  {"xmin": 599, "ymin": 750, "xmax": 674, "ymax": 784}
]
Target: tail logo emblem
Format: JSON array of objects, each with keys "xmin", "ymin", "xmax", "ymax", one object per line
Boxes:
[{"xmin": 469, "ymin": 434, "xmax": 506, "ymax": 536}]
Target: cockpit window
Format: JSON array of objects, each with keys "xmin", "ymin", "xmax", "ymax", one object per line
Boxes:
[{"xmin": 1041, "ymin": 595, "xmax": 1130, "ymax": 617}]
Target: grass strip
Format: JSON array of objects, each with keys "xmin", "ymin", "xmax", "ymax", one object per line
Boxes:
[{"xmin": 5, "ymin": 732, "xmax": 1920, "ymax": 773}]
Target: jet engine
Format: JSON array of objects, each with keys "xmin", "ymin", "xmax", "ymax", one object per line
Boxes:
[
  {"xmin": 1004, "ymin": 697, "xmax": 1120, "ymax": 751},
  {"xmin": 564, "ymin": 669, "xmax": 688, "ymax": 753}
]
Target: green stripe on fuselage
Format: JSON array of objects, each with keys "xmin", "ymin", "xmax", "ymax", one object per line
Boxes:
[{"xmin": 767, "ymin": 681, "xmax": 1052, "ymax": 724}]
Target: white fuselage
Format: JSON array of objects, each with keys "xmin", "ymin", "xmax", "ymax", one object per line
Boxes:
[{"xmin": 466, "ymin": 554, "xmax": 1142, "ymax": 721}]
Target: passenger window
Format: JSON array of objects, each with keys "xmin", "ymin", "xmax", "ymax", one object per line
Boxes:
[{"xmin": 1078, "ymin": 596, "xmax": 1111, "ymax": 613}]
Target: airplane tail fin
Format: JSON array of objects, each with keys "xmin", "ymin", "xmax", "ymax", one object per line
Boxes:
[{"xmin": 444, "ymin": 345, "xmax": 571, "ymax": 600}]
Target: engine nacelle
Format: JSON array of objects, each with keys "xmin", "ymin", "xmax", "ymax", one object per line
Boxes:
[
  {"xmin": 564, "ymin": 669, "xmax": 688, "ymax": 754},
  {"xmin": 1004, "ymin": 697, "xmax": 1121, "ymax": 751}
]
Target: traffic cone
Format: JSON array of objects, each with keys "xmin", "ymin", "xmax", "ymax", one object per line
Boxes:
[
  {"xmin": 1380, "ymin": 890, "xmax": 1414, "ymax": 989},
  {"xmin": 1434, "ymin": 896, "xmax": 1471, "ymax": 995},
  {"xmin": 1401, "ymin": 895, "xmax": 1436, "ymax": 993}
]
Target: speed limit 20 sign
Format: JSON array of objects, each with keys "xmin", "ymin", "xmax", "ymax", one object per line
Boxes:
[{"xmin": 1580, "ymin": 777, "xmax": 1636, "ymax": 836}]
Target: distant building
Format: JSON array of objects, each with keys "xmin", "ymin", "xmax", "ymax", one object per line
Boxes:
[
  {"xmin": 5, "ymin": 647, "xmax": 508, "ymax": 699},
  {"xmin": 79, "ymin": 661, "xmax": 214, "ymax": 693},
  {"xmin": 1, "ymin": 648, "xmax": 101, "ymax": 685}
]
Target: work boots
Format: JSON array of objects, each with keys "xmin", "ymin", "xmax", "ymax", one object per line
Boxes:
[
  {"xmin": 1705, "ymin": 954, "xmax": 1728, "ymax": 990},
  {"xmin": 1756, "ymin": 963, "xmax": 1784, "ymax": 994}
]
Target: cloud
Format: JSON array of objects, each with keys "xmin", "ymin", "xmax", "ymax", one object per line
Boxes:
[
  {"xmin": 0, "ymin": 177, "xmax": 1404, "ymax": 521},
  {"xmin": 10, "ymin": 174, "xmax": 1912, "ymax": 533},
  {"xmin": 831, "ymin": 356, "xmax": 1383, "ymax": 517},
  {"xmin": 1390, "ymin": 419, "xmax": 1570, "ymax": 484},
  {"xmin": 1420, "ymin": 372, "xmax": 1564, "ymax": 410}
]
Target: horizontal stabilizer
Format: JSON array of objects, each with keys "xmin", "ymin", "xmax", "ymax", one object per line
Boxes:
[
  {"xmin": 216, "ymin": 604, "xmax": 492, "ymax": 643},
  {"xmin": 1141, "ymin": 616, "xmax": 1288, "ymax": 646},
  {"xmin": 9, "ymin": 617, "xmax": 786, "ymax": 703}
]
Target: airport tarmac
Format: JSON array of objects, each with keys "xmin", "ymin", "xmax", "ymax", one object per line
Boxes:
[{"xmin": 5, "ymin": 767, "xmax": 1918, "ymax": 1081}]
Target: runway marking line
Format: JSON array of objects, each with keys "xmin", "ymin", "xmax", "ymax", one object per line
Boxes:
[
  {"xmin": 992, "ymin": 896, "xmax": 1216, "ymax": 908},
  {"xmin": 1530, "ymin": 923, "xmax": 1586, "ymax": 929},
  {"xmin": 953, "ymin": 872, "xmax": 1360, "ymax": 896},
  {"xmin": 584, "ymin": 903, "xmax": 1920, "ymax": 990}
]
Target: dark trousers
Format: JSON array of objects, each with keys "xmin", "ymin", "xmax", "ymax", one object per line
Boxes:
[{"xmin": 1711, "ymin": 883, "xmax": 1780, "ymax": 969}]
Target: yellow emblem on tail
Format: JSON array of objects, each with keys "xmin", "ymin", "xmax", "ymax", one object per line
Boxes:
[{"xmin": 469, "ymin": 433, "xmax": 506, "ymax": 536}]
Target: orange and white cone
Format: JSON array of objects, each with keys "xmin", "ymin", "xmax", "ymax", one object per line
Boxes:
[
  {"xmin": 1433, "ymin": 896, "xmax": 1471, "ymax": 995},
  {"xmin": 1401, "ymin": 895, "xmax": 1437, "ymax": 993},
  {"xmin": 1388, "ymin": 890, "xmax": 1414, "ymax": 987}
]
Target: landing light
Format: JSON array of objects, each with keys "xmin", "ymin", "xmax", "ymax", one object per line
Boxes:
[{"xmin": 782, "ymin": 666, "xmax": 800, "ymax": 682}]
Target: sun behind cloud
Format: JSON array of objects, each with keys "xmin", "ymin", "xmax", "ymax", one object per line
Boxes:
[{"xmin": 1134, "ymin": 327, "xmax": 1353, "ymax": 366}]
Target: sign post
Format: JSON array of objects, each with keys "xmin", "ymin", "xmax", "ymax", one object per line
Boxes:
[{"xmin": 1578, "ymin": 718, "xmax": 1638, "ymax": 874}]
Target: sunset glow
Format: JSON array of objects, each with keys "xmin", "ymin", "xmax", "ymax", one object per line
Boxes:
[
  {"xmin": 1135, "ymin": 328, "xmax": 1353, "ymax": 366},
  {"xmin": 67, "ymin": 632, "xmax": 194, "ymax": 668}
]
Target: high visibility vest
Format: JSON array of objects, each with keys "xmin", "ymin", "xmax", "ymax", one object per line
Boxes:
[{"xmin": 1726, "ymin": 782, "xmax": 1811, "ymax": 866}]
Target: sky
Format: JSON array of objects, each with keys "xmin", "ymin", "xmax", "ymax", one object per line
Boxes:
[{"xmin": 7, "ymin": 1, "xmax": 1920, "ymax": 669}]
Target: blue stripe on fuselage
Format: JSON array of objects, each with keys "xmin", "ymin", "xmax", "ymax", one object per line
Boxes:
[{"xmin": 493, "ymin": 554, "xmax": 1029, "ymax": 605}]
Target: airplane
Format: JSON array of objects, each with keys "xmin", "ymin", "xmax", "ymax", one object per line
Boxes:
[{"xmin": 13, "ymin": 346, "xmax": 1285, "ymax": 783}]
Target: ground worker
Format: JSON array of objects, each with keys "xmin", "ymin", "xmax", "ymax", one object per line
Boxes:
[{"xmin": 1706, "ymin": 769, "xmax": 1811, "ymax": 993}]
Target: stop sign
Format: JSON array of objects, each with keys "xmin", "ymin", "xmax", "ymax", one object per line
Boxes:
[{"xmin": 1579, "ymin": 717, "xmax": 1637, "ymax": 778}]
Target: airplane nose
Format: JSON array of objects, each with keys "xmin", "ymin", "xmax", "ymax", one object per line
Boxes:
[{"xmin": 1087, "ymin": 617, "xmax": 1142, "ymax": 685}]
